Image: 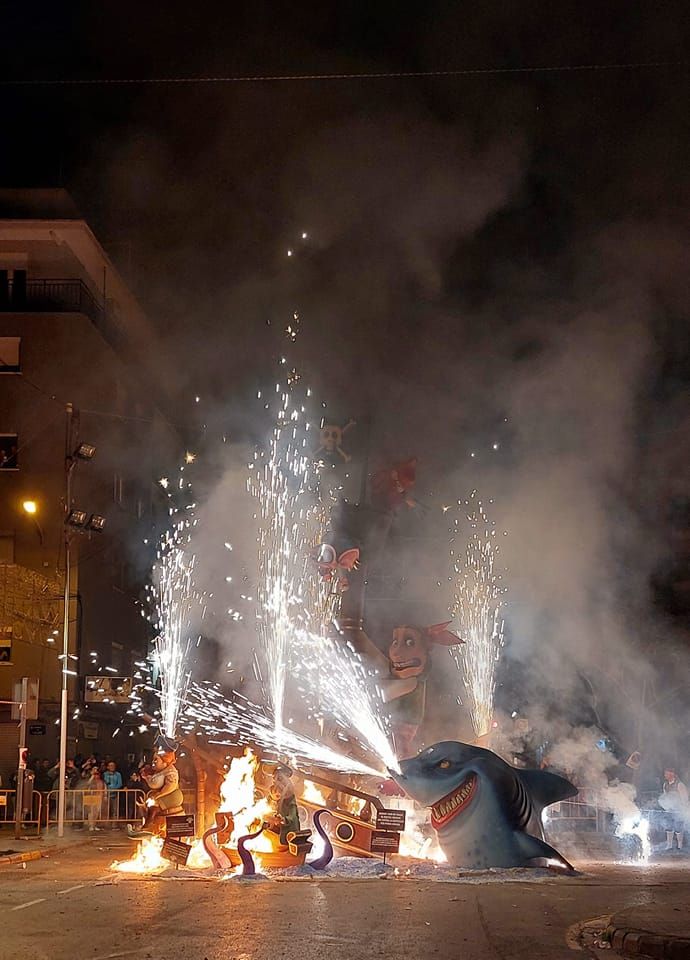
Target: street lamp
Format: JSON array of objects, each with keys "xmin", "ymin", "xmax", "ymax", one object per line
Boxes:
[
  {"xmin": 57, "ymin": 405, "xmax": 105, "ymax": 838},
  {"xmin": 21, "ymin": 499, "xmax": 44, "ymax": 545}
]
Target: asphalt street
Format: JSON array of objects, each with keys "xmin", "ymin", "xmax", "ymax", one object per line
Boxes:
[{"xmin": 0, "ymin": 838, "xmax": 688, "ymax": 960}]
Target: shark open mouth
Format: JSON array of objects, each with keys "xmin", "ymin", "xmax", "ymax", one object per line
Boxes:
[{"xmin": 430, "ymin": 774, "xmax": 477, "ymax": 829}]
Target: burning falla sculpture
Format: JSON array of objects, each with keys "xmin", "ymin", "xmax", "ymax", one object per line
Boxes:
[
  {"xmin": 390, "ymin": 740, "xmax": 577, "ymax": 871},
  {"xmin": 128, "ymin": 734, "xmax": 184, "ymax": 838},
  {"xmin": 202, "ymin": 753, "xmax": 333, "ymax": 873}
]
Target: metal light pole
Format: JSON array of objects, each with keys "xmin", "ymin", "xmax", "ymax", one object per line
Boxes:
[
  {"xmin": 57, "ymin": 403, "xmax": 74, "ymax": 837},
  {"xmin": 14, "ymin": 678, "xmax": 28, "ymax": 839}
]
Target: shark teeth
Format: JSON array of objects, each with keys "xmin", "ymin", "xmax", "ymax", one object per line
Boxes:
[{"xmin": 431, "ymin": 774, "xmax": 477, "ymax": 828}]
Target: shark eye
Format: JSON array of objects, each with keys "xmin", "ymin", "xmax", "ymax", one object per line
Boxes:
[
  {"xmin": 438, "ymin": 759, "xmax": 451, "ymax": 769},
  {"xmin": 405, "ymin": 636, "xmax": 414, "ymax": 647}
]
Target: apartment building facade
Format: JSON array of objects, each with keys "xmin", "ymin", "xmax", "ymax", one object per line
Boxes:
[{"xmin": 0, "ymin": 189, "xmax": 180, "ymax": 780}]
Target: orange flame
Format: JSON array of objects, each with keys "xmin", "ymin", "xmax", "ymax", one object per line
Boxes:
[
  {"xmin": 218, "ymin": 747, "xmax": 274, "ymax": 853},
  {"xmin": 111, "ymin": 836, "xmax": 212, "ymax": 874},
  {"xmin": 301, "ymin": 779, "xmax": 328, "ymax": 805}
]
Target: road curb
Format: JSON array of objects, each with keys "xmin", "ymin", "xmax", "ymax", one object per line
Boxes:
[
  {"xmin": 607, "ymin": 924, "xmax": 690, "ymax": 959},
  {"xmin": 0, "ymin": 850, "xmax": 42, "ymax": 866}
]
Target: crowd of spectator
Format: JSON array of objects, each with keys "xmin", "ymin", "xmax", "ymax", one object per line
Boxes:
[{"xmin": 7, "ymin": 753, "xmax": 146, "ymax": 830}]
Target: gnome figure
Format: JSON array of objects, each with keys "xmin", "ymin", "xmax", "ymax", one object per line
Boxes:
[{"xmin": 129, "ymin": 733, "xmax": 185, "ymax": 837}]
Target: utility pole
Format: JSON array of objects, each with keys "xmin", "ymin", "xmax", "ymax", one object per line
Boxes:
[
  {"xmin": 57, "ymin": 403, "xmax": 74, "ymax": 838},
  {"xmin": 14, "ymin": 678, "xmax": 28, "ymax": 839},
  {"xmin": 54, "ymin": 404, "xmax": 103, "ymax": 835}
]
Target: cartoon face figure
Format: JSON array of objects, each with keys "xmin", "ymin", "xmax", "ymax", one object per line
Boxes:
[
  {"xmin": 320, "ymin": 424, "xmax": 342, "ymax": 453},
  {"xmin": 152, "ymin": 750, "xmax": 174, "ymax": 772},
  {"xmin": 315, "ymin": 543, "xmax": 360, "ymax": 591},
  {"xmin": 389, "ymin": 626, "xmax": 431, "ymax": 679}
]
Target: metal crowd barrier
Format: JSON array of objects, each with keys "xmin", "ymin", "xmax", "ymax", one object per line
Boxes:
[
  {"xmin": 546, "ymin": 787, "xmax": 671, "ymax": 836},
  {"xmin": 545, "ymin": 787, "xmax": 603, "ymax": 832},
  {"xmin": 45, "ymin": 788, "xmax": 145, "ymax": 827},
  {"xmin": 0, "ymin": 789, "xmax": 43, "ymax": 836}
]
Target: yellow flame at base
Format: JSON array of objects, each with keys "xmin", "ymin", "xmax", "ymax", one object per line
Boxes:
[{"xmin": 110, "ymin": 836, "xmax": 213, "ymax": 874}]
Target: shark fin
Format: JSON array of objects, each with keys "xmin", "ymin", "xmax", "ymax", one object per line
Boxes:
[
  {"xmin": 518, "ymin": 769, "xmax": 578, "ymax": 811},
  {"xmin": 514, "ymin": 831, "xmax": 575, "ymax": 872}
]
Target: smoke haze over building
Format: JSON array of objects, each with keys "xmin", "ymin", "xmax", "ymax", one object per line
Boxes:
[{"xmin": 1, "ymin": 1, "xmax": 688, "ymax": 768}]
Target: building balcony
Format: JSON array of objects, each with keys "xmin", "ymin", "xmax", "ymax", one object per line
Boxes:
[{"xmin": 0, "ymin": 276, "xmax": 105, "ymax": 328}]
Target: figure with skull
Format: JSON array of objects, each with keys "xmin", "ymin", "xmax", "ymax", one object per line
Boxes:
[{"xmin": 314, "ymin": 419, "xmax": 356, "ymax": 463}]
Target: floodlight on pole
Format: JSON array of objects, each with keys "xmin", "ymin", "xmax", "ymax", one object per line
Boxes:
[
  {"xmin": 66, "ymin": 509, "xmax": 88, "ymax": 529},
  {"xmin": 57, "ymin": 403, "xmax": 74, "ymax": 838},
  {"xmin": 74, "ymin": 442, "xmax": 96, "ymax": 461}
]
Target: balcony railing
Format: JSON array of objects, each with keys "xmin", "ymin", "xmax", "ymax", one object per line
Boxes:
[{"xmin": 0, "ymin": 277, "xmax": 105, "ymax": 328}]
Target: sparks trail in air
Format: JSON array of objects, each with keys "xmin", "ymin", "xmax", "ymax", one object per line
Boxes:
[
  {"xmin": 293, "ymin": 628, "xmax": 401, "ymax": 774},
  {"xmin": 247, "ymin": 312, "xmax": 333, "ymax": 740},
  {"xmin": 144, "ymin": 459, "xmax": 203, "ymax": 739},
  {"xmin": 249, "ymin": 306, "xmax": 395, "ymax": 769},
  {"xmin": 181, "ymin": 682, "xmax": 386, "ymax": 778},
  {"xmin": 447, "ymin": 491, "xmax": 507, "ymax": 738}
]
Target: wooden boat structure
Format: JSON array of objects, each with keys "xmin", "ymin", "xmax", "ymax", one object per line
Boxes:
[
  {"xmin": 296, "ymin": 773, "xmax": 386, "ymax": 859},
  {"xmin": 201, "ymin": 772, "xmax": 388, "ymax": 871}
]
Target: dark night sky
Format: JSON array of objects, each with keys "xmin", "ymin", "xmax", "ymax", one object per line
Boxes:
[{"xmin": 1, "ymin": 1, "xmax": 688, "ymax": 419}]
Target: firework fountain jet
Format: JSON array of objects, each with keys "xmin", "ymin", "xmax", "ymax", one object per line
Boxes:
[
  {"xmin": 244, "ymin": 347, "xmax": 398, "ymax": 773},
  {"xmin": 149, "ymin": 517, "xmax": 200, "ymax": 738},
  {"xmin": 183, "ymin": 682, "xmax": 387, "ymax": 778},
  {"xmin": 293, "ymin": 630, "xmax": 401, "ymax": 774},
  {"xmin": 447, "ymin": 492, "xmax": 507, "ymax": 739},
  {"xmin": 248, "ymin": 382, "xmax": 327, "ymax": 745}
]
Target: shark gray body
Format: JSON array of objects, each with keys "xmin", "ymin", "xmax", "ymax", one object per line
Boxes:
[{"xmin": 391, "ymin": 740, "xmax": 577, "ymax": 870}]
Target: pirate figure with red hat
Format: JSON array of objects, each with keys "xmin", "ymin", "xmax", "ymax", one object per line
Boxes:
[
  {"xmin": 356, "ymin": 621, "xmax": 464, "ymax": 761},
  {"xmin": 381, "ymin": 622, "xmax": 464, "ymax": 759}
]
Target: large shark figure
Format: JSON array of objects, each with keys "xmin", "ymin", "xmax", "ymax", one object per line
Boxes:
[{"xmin": 390, "ymin": 740, "xmax": 578, "ymax": 871}]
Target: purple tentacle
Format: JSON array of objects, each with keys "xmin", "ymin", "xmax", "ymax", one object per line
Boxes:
[
  {"xmin": 309, "ymin": 809, "xmax": 334, "ymax": 870},
  {"xmin": 237, "ymin": 824, "xmax": 266, "ymax": 875}
]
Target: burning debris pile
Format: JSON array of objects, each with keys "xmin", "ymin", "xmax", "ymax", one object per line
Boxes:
[{"xmin": 111, "ymin": 745, "xmax": 449, "ymax": 877}]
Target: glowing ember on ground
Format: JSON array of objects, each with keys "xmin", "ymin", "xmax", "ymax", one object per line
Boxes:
[
  {"xmin": 447, "ymin": 492, "xmax": 507, "ymax": 738},
  {"xmin": 615, "ymin": 815, "xmax": 652, "ymax": 863},
  {"xmin": 111, "ymin": 836, "xmax": 167, "ymax": 874}
]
